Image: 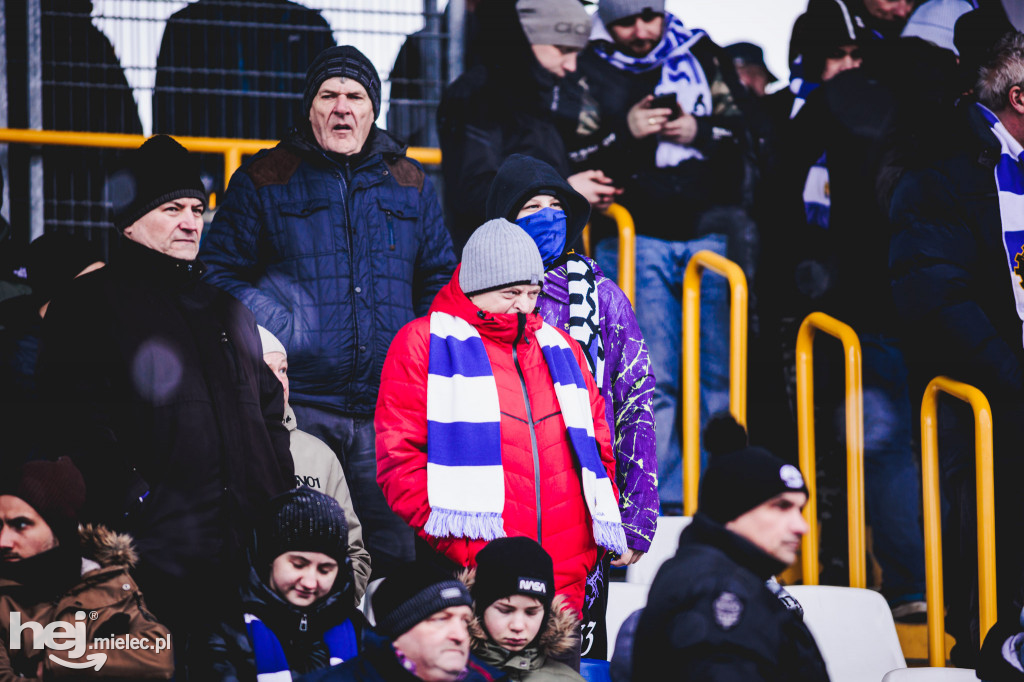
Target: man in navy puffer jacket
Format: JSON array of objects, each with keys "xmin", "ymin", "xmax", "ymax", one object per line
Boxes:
[{"xmin": 201, "ymin": 45, "xmax": 456, "ymax": 580}]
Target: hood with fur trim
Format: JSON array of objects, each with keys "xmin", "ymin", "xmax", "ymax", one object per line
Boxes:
[
  {"xmin": 460, "ymin": 566, "xmax": 580, "ymax": 660},
  {"xmin": 78, "ymin": 523, "xmax": 139, "ymax": 569}
]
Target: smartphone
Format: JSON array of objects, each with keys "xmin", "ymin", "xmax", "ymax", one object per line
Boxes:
[{"xmin": 649, "ymin": 94, "xmax": 683, "ymax": 119}]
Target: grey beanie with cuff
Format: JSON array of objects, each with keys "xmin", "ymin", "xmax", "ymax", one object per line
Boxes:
[
  {"xmin": 459, "ymin": 219, "xmax": 544, "ymax": 297},
  {"xmin": 516, "ymin": 0, "xmax": 590, "ymax": 51},
  {"xmin": 597, "ymin": 0, "xmax": 666, "ymax": 26}
]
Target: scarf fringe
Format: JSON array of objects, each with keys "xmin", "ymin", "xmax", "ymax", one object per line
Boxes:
[
  {"xmin": 425, "ymin": 507, "xmax": 505, "ymax": 542},
  {"xmin": 593, "ymin": 519, "xmax": 628, "ymax": 556}
]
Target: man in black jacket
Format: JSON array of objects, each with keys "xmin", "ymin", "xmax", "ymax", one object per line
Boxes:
[
  {"xmin": 632, "ymin": 430, "xmax": 828, "ymax": 681},
  {"xmin": 37, "ymin": 135, "xmax": 293, "ymax": 649},
  {"xmin": 889, "ymin": 30, "xmax": 1024, "ymax": 664}
]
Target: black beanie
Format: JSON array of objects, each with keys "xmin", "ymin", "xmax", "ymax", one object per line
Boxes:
[
  {"xmin": 373, "ymin": 562, "xmax": 473, "ymax": 639},
  {"xmin": 472, "ymin": 537, "xmax": 555, "ymax": 618},
  {"xmin": 303, "ymin": 45, "xmax": 382, "ymax": 118},
  {"xmin": 107, "ymin": 135, "xmax": 206, "ymax": 232},
  {"xmin": 698, "ymin": 413, "xmax": 808, "ymax": 525},
  {"xmin": 1, "ymin": 457, "xmax": 85, "ymax": 548},
  {"xmin": 256, "ymin": 487, "xmax": 349, "ymax": 567},
  {"xmin": 26, "ymin": 232, "xmax": 102, "ymax": 307}
]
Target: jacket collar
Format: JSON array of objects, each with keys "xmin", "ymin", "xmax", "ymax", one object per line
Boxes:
[
  {"xmin": 683, "ymin": 513, "xmax": 789, "ymax": 580},
  {"xmin": 429, "ymin": 267, "xmax": 544, "ymax": 347},
  {"xmin": 283, "ymin": 404, "xmax": 297, "ymax": 433},
  {"xmin": 285, "ymin": 124, "xmax": 407, "ymax": 172},
  {"xmin": 115, "ymin": 236, "xmax": 205, "ymax": 287}
]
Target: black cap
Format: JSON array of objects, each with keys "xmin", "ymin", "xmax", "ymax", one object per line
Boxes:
[
  {"xmin": 256, "ymin": 487, "xmax": 349, "ymax": 567},
  {"xmin": 107, "ymin": 135, "xmax": 206, "ymax": 232},
  {"xmin": 726, "ymin": 42, "xmax": 778, "ymax": 82},
  {"xmin": 373, "ymin": 562, "xmax": 473, "ymax": 639},
  {"xmin": 472, "ymin": 537, "xmax": 555, "ymax": 619},
  {"xmin": 1, "ymin": 457, "xmax": 86, "ymax": 548},
  {"xmin": 303, "ymin": 45, "xmax": 382, "ymax": 117}
]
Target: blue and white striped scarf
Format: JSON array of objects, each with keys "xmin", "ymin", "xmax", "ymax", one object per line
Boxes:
[
  {"xmin": 591, "ymin": 12, "xmax": 711, "ymax": 168},
  {"xmin": 244, "ymin": 613, "xmax": 357, "ymax": 682},
  {"xmin": 425, "ymin": 311, "xmax": 626, "ymax": 555},
  {"xmin": 979, "ymin": 102, "xmax": 1024, "ymax": 348}
]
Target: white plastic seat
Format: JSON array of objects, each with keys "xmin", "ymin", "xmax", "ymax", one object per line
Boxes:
[
  {"xmin": 625, "ymin": 515, "xmax": 692, "ymax": 585},
  {"xmin": 604, "ymin": 582, "xmax": 649, "ymax": 660},
  {"xmin": 881, "ymin": 668, "xmax": 977, "ymax": 681},
  {"xmin": 785, "ymin": 585, "xmax": 906, "ymax": 682}
]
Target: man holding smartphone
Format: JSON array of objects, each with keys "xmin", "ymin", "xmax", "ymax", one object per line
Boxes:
[{"xmin": 566, "ymin": 0, "xmax": 756, "ymax": 517}]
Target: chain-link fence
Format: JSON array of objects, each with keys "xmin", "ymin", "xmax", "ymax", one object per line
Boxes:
[{"xmin": 1, "ymin": 0, "xmax": 460, "ymax": 261}]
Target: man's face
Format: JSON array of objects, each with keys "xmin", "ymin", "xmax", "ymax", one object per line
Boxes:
[
  {"xmin": 393, "ymin": 606, "xmax": 473, "ymax": 682},
  {"xmin": 123, "ymin": 198, "xmax": 204, "ymax": 261},
  {"xmin": 821, "ymin": 45, "xmax": 863, "ymax": 82},
  {"xmin": 863, "ymin": 0, "xmax": 915, "ymax": 22},
  {"xmin": 530, "ymin": 45, "xmax": 580, "ymax": 79},
  {"xmin": 263, "ymin": 351, "xmax": 289, "ymax": 403},
  {"xmin": 608, "ymin": 12, "xmax": 664, "ymax": 58},
  {"xmin": 269, "ymin": 551, "xmax": 339, "ymax": 607},
  {"xmin": 735, "ymin": 63, "xmax": 771, "ymax": 97},
  {"xmin": 725, "ymin": 492, "xmax": 809, "ymax": 565},
  {"xmin": 309, "ymin": 77, "xmax": 375, "ymax": 156},
  {"xmin": 469, "ymin": 284, "xmax": 542, "ymax": 315},
  {"xmin": 0, "ymin": 495, "xmax": 58, "ymax": 562}
]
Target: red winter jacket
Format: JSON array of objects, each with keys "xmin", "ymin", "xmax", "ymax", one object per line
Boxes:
[{"xmin": 376, "ymin": 269, "xmax": 617, "ymax": 614}]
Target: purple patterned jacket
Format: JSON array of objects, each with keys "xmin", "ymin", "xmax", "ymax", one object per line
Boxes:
[{"xmin": 538, "ymin": 255, "xmax": 658, "ymax": 552}]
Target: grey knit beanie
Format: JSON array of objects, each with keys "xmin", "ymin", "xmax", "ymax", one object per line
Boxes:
[
  {"xmin": 459, "ymin": 219, "xmax": 544, "ymax": 297},
  {"xmin": 516, "ymin": 0, "xmax": 590, "ymax": 51},
  {"xmin": 597, "ymin": 0, "xmax": 666, "ymax": 26}
]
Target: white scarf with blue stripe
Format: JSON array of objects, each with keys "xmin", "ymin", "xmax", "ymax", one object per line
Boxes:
[
  {"xmin": 244, "ymin": 613, "xmax": 357, "ymax": 682},
  {"xmin": 979, "ymin": 102, "xmax": 1024, "ymax": 347},
  {"xmin": 425, "ymin": 311, "xmax": 626, "ymax": 555}
]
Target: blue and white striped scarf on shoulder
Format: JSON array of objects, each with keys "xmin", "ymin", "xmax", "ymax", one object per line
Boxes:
[
  {"xmin": 244, "ymin": 613, "xmax": 357, "ymax": 682},
  {"xmin": 979, "ymin": 102, "xmax": 1024, "ymax": 348},
  {"xmin": 425, "ymin": 311, "xmax": 626, "ymax": 555},
  {"xmin": 591, "ymin": 12, "xmax": 711, "ymax": 168}
]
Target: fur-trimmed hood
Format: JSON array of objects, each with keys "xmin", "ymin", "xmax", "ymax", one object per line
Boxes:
[
  {"xmin": 459, "ymin": 566, "xmax": 580, "ymax": 659},
  {"xmin": 78, "ymin": 523, "xmax": 139, "ymax": 569}
]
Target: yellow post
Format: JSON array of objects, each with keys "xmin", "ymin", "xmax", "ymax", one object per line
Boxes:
[
  {"xmin": 223, "ymin": 147, "xmax": 242, "ymax": 191},
  {"xmin": 581, "ymin": 224, "xmax": 591, "ymax": 257},
  {"xmin": 920, "ymin": 377, "xmax": 997, "ymax": 667},
  {"xmin": 603, "ymin": 204, "xmax": 635, "ymax": 306},
  {"xmin": 795, "ymin": 312, "xmax": 866, "ymax": 588},
  {"xmin": 681, "ymin": 250, "xmax": 748, "ymax": 516}
]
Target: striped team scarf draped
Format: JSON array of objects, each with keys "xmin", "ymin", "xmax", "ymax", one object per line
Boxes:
[
  {"xmin": 978, "ymin": 102, "xmax": 1024, "ymax": 348},
  {"xmin": 244, "ymin": 613, "xmax": 357, "ymax": 682},
  {"xmin": 425, "ymin": 311, "xmax": 627, "ymax": 555},
  {"xmin": 565, "ymin": 255, "xmax": 605, "ymax": 389}
]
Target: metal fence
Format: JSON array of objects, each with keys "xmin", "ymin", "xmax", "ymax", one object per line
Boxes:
[{"xmin": 1, "ymin": 0, "xmax": 461, "ymax": 260}]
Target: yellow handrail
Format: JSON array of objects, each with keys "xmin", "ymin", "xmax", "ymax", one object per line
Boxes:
[
  {"xmin": 796, "ymin": 312, "xmax": 866, "ymax": 589},
  {"xmin": 0, "ymin": 128, "xmax": 442, "ymax": 192},
  {"xmin": 681, "ymin": 250, "xmax": 748, "ymax": 516},
  {"xmin": 604, "ymin": 204, "xmax": 635, "ymax": 306},
  {"xmin": 920, "ymin": 376, "xmax": 997, "ymax": 667}
]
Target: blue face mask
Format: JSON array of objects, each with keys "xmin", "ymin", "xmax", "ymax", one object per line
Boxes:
[{"xmin": 516, "ymin": 207, "xmax": 567, "ymax": 267}]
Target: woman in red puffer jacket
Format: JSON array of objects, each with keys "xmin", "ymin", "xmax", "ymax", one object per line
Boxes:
[{"xmin": 375, "ymin": 219, "xmax": 623, "ymax": 616}]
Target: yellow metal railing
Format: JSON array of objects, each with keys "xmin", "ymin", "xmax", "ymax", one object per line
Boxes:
[
  {"xmin": 920, "ymin": 376, "xmax": 997, "ymax": 667},
  {"xmin": 681, "ymin": 250, "xmax": 748, "ymax": 516},
  {"xmin": 796, "ymin": 312, "xmax": 866, "ymax": 588},
  {"xmin": 580, "ymin": 203, "xmax": 636, "ymax": 306},
  {"xmin": 0, "ymin": 128, "xmax": 443, "ymax": 197}
]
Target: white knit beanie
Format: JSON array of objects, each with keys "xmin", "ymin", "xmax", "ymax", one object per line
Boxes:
[{"xmin": 258, "ymin": 325, "xmax": 287, "ymax": 357}]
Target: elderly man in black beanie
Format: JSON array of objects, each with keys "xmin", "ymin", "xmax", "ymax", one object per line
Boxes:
[
  {"xmin": 36, "ymin": 134, "xmax": 294, "ymax": 654},
  {"xmin": 630, "ymin": 415, "xmax": 830, "ymax": 682},
  {"xmin": 0, "ymin": 457, "xmax": 174, "ymax": 678},
  {"xmin": 305, "ymin": 561, "xmax": 505, "ymax": 682},
  {"xmin": 201, "ymin": 44, "xmax": 456, "ymax": 583}
]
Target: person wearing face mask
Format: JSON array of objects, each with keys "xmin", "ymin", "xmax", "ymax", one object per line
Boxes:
[
  {"xmin": 463, "ymin": 537, "xmax": 584, "ymax": 681},
  {"xmin": 485, "ymin": 154, "xmax": 656, "ymax": 659},
  {"xmin": 375, "ymin": 219, "xmax": 625, "ymax": 621},
  {"xmin": 195, "ymin": 487, "xmax": 367, "ymax": 679}
]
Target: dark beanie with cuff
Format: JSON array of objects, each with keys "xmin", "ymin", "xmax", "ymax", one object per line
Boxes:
[
  {"xmin": 107, "ymin": 135, "xmax": 206, "ymax": 233},
  {"xmin": 698, "ymin": 413, "xmax": 808, "ymax": 525},
  {"xmin": 373, "ymin": 562, "xmax": 473, "ymax": 640},
  {"xmin": 1, "ymin": 457, "xmax": 86, "ymax": 548},
  {"xmin": 459, "ymin": 219, "xmax": 544, "ymax": 297},
  {"xmin": 597, "ymin": 0, "xmax": 666, "ymax": 26},
  {"xmin": 303, "ymin": 45, "xmax": 382, "ymax": 117},
  {"xmin": 472, "ymin": 537, "xmax": 555, "ymax": 621},
  {"xmin": 256, "ymin": 487, "xmax": 349, "ymax": 567}
]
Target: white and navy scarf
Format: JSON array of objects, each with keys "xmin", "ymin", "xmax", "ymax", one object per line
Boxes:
[
  {"xmin": 786, "ymin": 61, "xmax": 830, "ymax": 228},
  {"xmin": 425, "ymin": 311, "xmax": 626, "ymax": 555},
  {"xmin": 245, "ymin": 613, "xmax": 357, "ymax": 682},
  {"xmin": 564, "ymin": 255, "xmax": 605, "ymax": 389},
  {"xmin": 979, "ymin": 102, "xmax": 1024, "ymax": 348},
  {"xmin": 592, "ymin": 12, "xmax": 711, "ymax": 168}
]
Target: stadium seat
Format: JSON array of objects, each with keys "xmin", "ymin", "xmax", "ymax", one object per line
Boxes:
[
  {"xmin": 786, "ymin": 585, "xmax": 906, "ymax": 682},
  {"xmin": 625, "ymin": 515, "xmax": 692, "ymax": 585},
  {"xmin": 881, "ymin": 668, "xmax": 977, "ymax": 681},
  {"xmin": 605, "ymin": 582, "xmax": 649, "ymax": 660}
]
